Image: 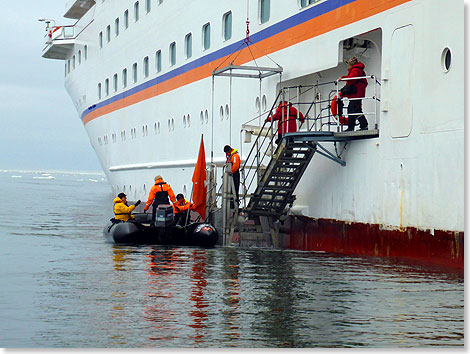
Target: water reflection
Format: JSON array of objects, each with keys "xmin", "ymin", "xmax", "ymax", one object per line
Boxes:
[
  {"xmin": 106, "ymin": 246, "xmax": 463, "ymax": 348},
  {"xmin": 188, "ymin": 250, "xmax": 209, "ymax": 345}
]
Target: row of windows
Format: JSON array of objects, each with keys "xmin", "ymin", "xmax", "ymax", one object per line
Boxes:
[
  {"xmin": 65, "ymin": 45, "xmax": 88, "ymax": 75},
  {"xmin": 96, "ymin": 108, "xmax": 215, "ymax": 146},
  {"xmin": 99, "ymin": 0, "xmax": 163, "ymax": 49},
  {"xmin": 93, "ymin": 0, "xmax": 321, "ymax": 100}
]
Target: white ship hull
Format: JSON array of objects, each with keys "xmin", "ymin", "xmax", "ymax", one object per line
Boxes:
[{"xmin": 42, "ymin": 0, "xmax": 464, "ymax": 267}]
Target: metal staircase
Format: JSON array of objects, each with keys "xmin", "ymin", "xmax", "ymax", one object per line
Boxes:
[{"xmin": 246, "ymin": 137, "xmax": 316, "ymax": 217}]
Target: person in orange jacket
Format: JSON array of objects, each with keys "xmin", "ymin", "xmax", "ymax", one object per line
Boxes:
[
  {"xmin": 172, "ymin": 193, "xmax": 194, "ymax": 226},
  {"xmin": 266, "ymin": 101, "xmax": 305, "ymax": 143},
  {"xmin": 144, "ymin": 175, "xmax": 177, "ymax": 223},
  {"xmin": 224, "ymin": 145, "xmax": 240, "ymax": 207},
  {"xmin": 113, "ymin": 193, "xmax": 141, "ymax": 222}
]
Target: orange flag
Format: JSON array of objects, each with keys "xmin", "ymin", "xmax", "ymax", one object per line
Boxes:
[{"xmin": 192, "ymin": 135, "xmax": 207, "ymax": 219}]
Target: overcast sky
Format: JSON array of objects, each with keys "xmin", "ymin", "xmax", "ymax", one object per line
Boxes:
[{"xmin": 0, "ymin": 1, "xmax": 101, "ymax": 172}]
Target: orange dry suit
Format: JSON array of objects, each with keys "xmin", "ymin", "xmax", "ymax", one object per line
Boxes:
[
  {"xmin": 144, "ymin": 178, "xmax": 177, "ymax": 211},
  {"xmin": 172, "ymin": 199, "xmax": 194, "ymax": 214},
  {"xmin": 113, "ymin": 197, "xmax": 136, "ymax": 222},
  {"xmin": 225, "ymin": 148, "xmax": 240, "ymax": 202}
]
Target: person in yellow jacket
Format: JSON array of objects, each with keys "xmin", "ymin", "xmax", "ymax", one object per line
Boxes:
[{"xmin": 113, "ymin": 193, "xmax": 141, "ymax": 222}]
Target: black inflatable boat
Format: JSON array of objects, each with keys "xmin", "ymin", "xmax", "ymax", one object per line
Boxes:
[{"xmin": 103, "ymin": 210, "xmax": 219, "ymax": 248}]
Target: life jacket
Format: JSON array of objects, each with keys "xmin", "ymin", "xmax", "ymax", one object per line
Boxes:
[
  {"xmin": 145, "ymin": 179, "xmax": 176, "ymax": 210},
  {"xmin": 226, "ymin": 149, "xmax": 240, "ymax": 173},
  {"xmin": 172, "ymin": 199, "xmax": 193, "ymax": 214}
]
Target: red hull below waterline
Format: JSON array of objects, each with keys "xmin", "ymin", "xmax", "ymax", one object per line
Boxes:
[{"xmin": 279, "ymin": 217, "xmax": 463, "ymax": 272}]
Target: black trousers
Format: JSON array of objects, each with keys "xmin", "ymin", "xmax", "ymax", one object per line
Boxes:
[
  {"xmin": 174, "ymin": 211, "xmax": 189, "ymax": 226},
  {"xmin": 347, "ymin": 99, "xmax": 368, "ymax": 130},
  {"xmin": 232, "ymin": 170, "xmax": 240, "ymax": 203}
]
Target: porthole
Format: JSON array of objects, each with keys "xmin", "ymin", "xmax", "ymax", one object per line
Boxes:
[
  {"xmin": 441, "ymin": 47, "xmax": 452, "ymax": 72},
  {"xmin": 200, "ymin": 111, "xmax": 204, "ymax": 124},
  {"xmin": 262, "ymin": 95, "xmax": 267, "ymax": 111},
  {"xmin": 187, "ymin": 114, "xmax": 191, "ymax": 127},
  {"xmin": 205, "ymin": 109, "xmax": 209, "ymax": 124},
  {"xmin": 220, "ymin": 105, "xmax": 224, "ymax": 120},
  {"xmin": 157, "ymin": 121, "xmax": 161, "ymax": 133},
  {"xmin": 168, "ymin": 119, "xmax": 171, "ymax": 131},
  {"xmin": 171, "ymin": 118, "xmax": 175, "ymax": 130},
  {"xmin": 154, "ymin": 122, "xmax": 158, "ymax": 134},
  {"xmin": 183, "ymin": 115, "xmax": 187, "ymax": 128},
  {"xmin": 255, "ymin": 96, "xmax": 261, "ymax": 113},
  {"xmin": 225, "ymin": 104, "xmax": 230, "ymax": 120},
  {"xmin": 183, "ymin": 184, "xmax": 187, "ymax": 195}
]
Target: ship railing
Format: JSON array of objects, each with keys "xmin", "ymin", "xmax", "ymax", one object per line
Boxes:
[
  {"xmin": 239, "ymin": 76, "xmax": 381, "ymax": 209},
  {"xmin": 44, "ymin": 25, "xmax": 76, "ymax": 44}
]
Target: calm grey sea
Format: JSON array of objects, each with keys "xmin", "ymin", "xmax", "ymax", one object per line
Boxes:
[{"xmin": 0, "ymin": 170, "xmax": 464, "ymax": 348}]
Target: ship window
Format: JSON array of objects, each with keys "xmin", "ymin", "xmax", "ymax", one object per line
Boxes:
[
  {"xmin": 202, "ymin": 23, "xmax": 211, "ymax": 50},
  {"xmin": 124, "ymin": 10, "xmax": 129, "ymax": 29},
  {"xmin": 78, "ymin": 50, "xmax": 82, "ymax": 64},
  {"xmin": 223, "ymin": 11, "xmax": 232, "ymax": 41},
  {"xmin": 134, "ymin": 1, "xmax": 139, "ymax": 22},
  {"xmin": 187, "ymin": 114, "xmax": 191, "ymax": 127},
  {"xmin": 171, "ymin": 118, "xmax": 175, "ymax": 130},
  {"xmin": 99, "ymin": 32, "xmax": 103, "ymax": 48},
  {"xmin": 225, "ymin": 104, "xmax": 230, "ymax": 120},
  {"xmin": 72, "ymin": 55, "xmax": 76, "ymax": 70},
  {"xmin": 204, "ymin": 109, "xmax": 209, "ymax": 123},
  {"xmin": 115, "ymin": 18, "xmax": 120, "ymax": 37},
  {"xmin": 220, "ymin": 106, "xmax": 224, "ymax": 120},
  {"xmin": 105, "ymin": 78, "xmax": 109, "ymax": 96},
  {"xmin": 260, "ymin": 0, "xmax": 270, "ymax": 24},
  {"xmin": 65, "ymin": 63, "xmax": 67, "ymax": 77},
  {"xmin": 168, "ymin": 119, "xmax": 171, "ymax": 131},
  {"xmin": 98, "ymin": 83, "xmax": 102, "ymax": 99},
  {"xmin": 169, "ymin": 42, "xmax": 176, "ymax": 66},
  {"xmin": 146, "ymin": 0, "xmax": 151, "ymax": 13},
  {"xmin": 255, "ymin": 96, "xmax": 260, "ymax": 113},
  {"xmin": 262, "ymin": 95, "xmax": 267, "ymax": 111},
  {"xmin": 98, "ymin": 137, "xmax": 102, "ymax": 145},
  {"xmin": 84, "ymin": 45, "xmax": 88, "ymax": 60},
  {"xmin": 200, "ymin": 111, "xmax": 204, "ymax": 124},
  {"xmin": 155, "ymin": 50, "xmax": 162, "ymax": 72},
  {"xmin": 143, "ymin": 56, "xmax": 149, "ymax": 78},
  {"xmin": 183, "ymin": 115, "xmax": 187, "ymax": 128},
  {"xmin": 122, "ymin": 68, "xmax": 127, "ymax": 88},
  {"xmin": 106, "ymin": 25, "xmax": 111, "ymax": 42},
  {"xmin": 185, "ymin": 33, "xmax": 192, "ymax": 59},
  {"xmin": 67, "ymin": 59, "xmax": 71, "ymax": 73},
  {"xmin": 300, "ymin": 0, "xmax": 316, "ymax": 8},
  {"xmin": 441, "ymin": 47, "xmax": 452, "ymax": 72},
  {"xmin": 113, "ymin": 73, "xmax": 118, "ymax": 92},
  {"xmin": 133, "ymin": 62, "xmax": 138, "ymax": 83}
]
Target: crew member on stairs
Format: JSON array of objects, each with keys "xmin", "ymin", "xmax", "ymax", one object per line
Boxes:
[
  {"xmin": 144, "ymin": 175, "xmax": 177, "ymax": 224},
  {"xmin": 224, "ymin": 145, "xmax": 240, "ymax": 208},
  {"xmin": 266, "ymin": 101, "xmax": 305, "ymax": 143}
]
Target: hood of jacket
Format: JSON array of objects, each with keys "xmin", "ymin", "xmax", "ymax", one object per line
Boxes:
[
  {"xmin": 349, "ymin": 62, "xmax": 365, "ymax": 72},
  {"xmin": 113, "ymin": 197, "xmax": 124, "ymax": 204}
]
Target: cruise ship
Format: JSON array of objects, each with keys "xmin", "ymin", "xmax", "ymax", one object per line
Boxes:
[{"xmin": 41, "ymin": 0, "xmax": 464, "ymax": 269}]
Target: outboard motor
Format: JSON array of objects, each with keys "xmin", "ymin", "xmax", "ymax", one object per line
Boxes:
[{"xmin": 155, "ymin": 204, "xmax": 174, "ymax": 227}]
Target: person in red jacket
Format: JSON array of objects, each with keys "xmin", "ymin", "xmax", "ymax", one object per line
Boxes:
[
  {"xmin": 144, "ymin": 175, "xmax": 177, "ymax": 224},
  {"xmin": 266, "ymin": 101, "xmax": 305, "ymax": 143},
  {"xmin": 339, "ymin": 57, "xmax": 368, "ymax": 131},
  {"xmin": 224, "ymin": 145, "xmax": 240, "ymax": 207}
]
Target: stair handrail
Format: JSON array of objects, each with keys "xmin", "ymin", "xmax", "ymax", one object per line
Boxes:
[{"xmin": 240, "ymin": 90, "xmax": 283, "ymax": 205}]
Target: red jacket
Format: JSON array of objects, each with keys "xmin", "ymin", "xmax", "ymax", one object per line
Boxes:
[
  {"xmin": 267, "ymin": 101, "xmax": 305, "ymax": 136},
  {"xmin": 341, "ymin": 62, "xmax": 368, "ymax": 99}
]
